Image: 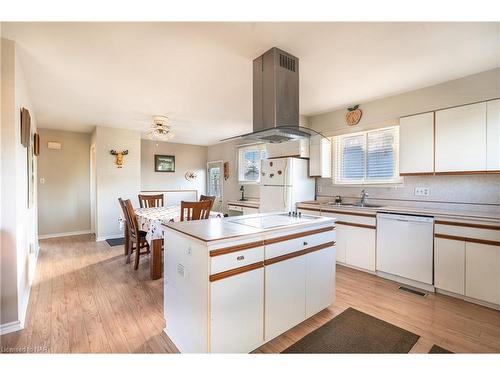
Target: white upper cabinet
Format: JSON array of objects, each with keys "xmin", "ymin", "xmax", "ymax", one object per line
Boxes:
[
  {"xmin": 435, "ymin": 102, "xmax": 487, "ymax": 172},
  {"xmin": 487, "ymin": 99, "xmax": 500, "ymax": 171},
  {"xmin": 309, "ymin": 135, "xmax": 332, "ymax": 178},
  {"xmin": 399, "ymin": 112, "xmax": 434, "ymax": 174}
]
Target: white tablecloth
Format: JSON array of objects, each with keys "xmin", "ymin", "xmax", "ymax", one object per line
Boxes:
[{"xmin": 135, "ymin": 206, "xmax": 222, "ymax": 244}]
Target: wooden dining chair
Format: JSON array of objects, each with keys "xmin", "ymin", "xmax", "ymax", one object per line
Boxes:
[
  {"xmin": 199, "ymin": 194, "xmax": 216, "ymax": 210},
  {"xmin": 138, "ymin": 193, "xmax": 164, "ymax": 208},
  {"xmin": 180, "ymin": 200, "xmax": 212, "ymax": 221},
  {"xmin": 119, "ymin": 198, "xmax": 150, "ymax": 270}
]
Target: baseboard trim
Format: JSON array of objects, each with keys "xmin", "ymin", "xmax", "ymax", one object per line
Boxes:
[
  {"xmin": 337, "ymin": 262, "xmax": 376, "ymax": 275},
  {"xmin": 39, "ymin": 230, "xmax": 91, "ymax": 239},
  {"xmin": 436, "ymin": 288, "xmax": 500, "ymax": 311},
  {"xmin": 0, "ymin": 320, "xmax": 24, "ymax": 335},
  {"xmin": 96, "ymin": 234, "xmax": 123, "ymax": 242}
]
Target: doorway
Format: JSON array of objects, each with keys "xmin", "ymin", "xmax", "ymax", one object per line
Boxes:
[{"xmin": 207, "ymin": 160, "xmax": 223, "ymax": 212}]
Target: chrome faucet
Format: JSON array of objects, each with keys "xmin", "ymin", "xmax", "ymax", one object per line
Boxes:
[{"xmin": 359, "ymin": 189, "xmax": 368, "ymax": 207}]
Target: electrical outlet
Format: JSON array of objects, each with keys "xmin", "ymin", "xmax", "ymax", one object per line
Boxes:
[
  {"xmin": 414, "ymin": 187, "xmax": 430, "ymax": 196},
  {"xmin": 317, "ymin": 186, "xmax": 322, "ymax": 194}
]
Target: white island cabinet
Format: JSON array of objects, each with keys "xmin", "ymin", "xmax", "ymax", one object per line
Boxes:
[{"xmin": 162, "ymin": 213, "xmax": 336, "ymax": 353}]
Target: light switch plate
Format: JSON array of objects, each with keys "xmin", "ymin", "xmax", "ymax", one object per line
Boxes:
[{"xmin": 414, "ymin": 187, "xmax": 430, "ymax": 196}]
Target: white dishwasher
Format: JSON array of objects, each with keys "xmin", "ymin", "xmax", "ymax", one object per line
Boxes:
[{"xmin": 376, "ymin": 212, "xmax": 434, "ymax": 286}]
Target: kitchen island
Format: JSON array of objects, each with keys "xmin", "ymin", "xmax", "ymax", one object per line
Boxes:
[{"xmin": 162, "ymin": 212, "xmax": 336, "ymax": 353}]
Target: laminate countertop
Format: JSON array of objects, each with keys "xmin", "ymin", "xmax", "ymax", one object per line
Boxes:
[
  {"xmin": 163, "ymin": 212, "xmax": 334, "ymax": 242},
  {"xmin": 297, "ymin": 201, "xmax": 500, "ymax": 224}
]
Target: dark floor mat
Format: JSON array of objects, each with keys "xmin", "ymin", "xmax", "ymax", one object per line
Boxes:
[
  {"xmin": 429, "ymin": 344, "xmax": 453, "ymax": 354},
  {"xmin": 106, "ymin": 237, "xmax": 125, "ymax": 247},
  {"xmin": 282, "ymin": 307, "xmax": 420, "ymax": 354}
]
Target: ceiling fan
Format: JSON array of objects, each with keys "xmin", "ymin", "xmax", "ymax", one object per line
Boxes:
[{"xmin": 148, "ymin": 115, "xmax": 174, "ymax": 141}]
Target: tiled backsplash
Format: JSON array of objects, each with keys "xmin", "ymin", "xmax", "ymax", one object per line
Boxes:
[{"xmin": 316, "ymin": 174, "xmax": 500, "ymax": 215}]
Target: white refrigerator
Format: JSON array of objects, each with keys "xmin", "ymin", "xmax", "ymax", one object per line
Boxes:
[{"xmin": 259, "ymin": 157, "xmax": 315, "ymax": 213}]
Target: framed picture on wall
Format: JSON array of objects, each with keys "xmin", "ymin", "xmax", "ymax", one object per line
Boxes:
[
  {"xmin": 155, "ymin": 154, "xmax": 175, "ymax": 172},
  {"xmin": 20, "ymin": 107, "xmax": 31, "ymax": 147}
]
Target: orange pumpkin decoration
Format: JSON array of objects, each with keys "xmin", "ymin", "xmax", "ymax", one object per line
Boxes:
[{"xmin": 346, "ymin": 105, "xmax": 362, "ymax": 126}]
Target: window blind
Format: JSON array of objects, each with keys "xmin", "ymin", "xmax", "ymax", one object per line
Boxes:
[
  {"xmin": 340, "ymin": 134, "xmax": 365, "ymax": 182},
  {"xmin": 334, "ymin": 126, "xmax": 400, "ymax": 184}
]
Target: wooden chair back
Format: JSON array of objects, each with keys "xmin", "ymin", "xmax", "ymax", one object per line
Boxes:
[
  {"xmin": 138, "ymin": 193, "xmax": 164, "ymax": 208},
  {"xmin": 119, "ymin": 198, "xmax": 140, "ymax": 238},
  {"xmin": 199, "ymin": 194, "xmax": 216, "ymax": 210},
  {"xmin": 180, "ymin": 200, "xmax": 212, "ymax": 222}
]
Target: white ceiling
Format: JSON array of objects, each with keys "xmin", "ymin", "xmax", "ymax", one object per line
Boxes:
[{"xmin": 3, "ymin": 22, "xmax": 499, "ymax": 145}]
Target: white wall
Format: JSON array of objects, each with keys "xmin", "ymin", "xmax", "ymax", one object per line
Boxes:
[
  {"xmin": 37, "ymin": 129, "xmax": 91, "ymax": 236},
  {"xmin": 310, "ymin": 68, "xmax": 500, "ymax": 213},
  {"xmin": 141, "ymin": 139, "xmax": 207, "ymax": 195},
  {"xmin": 1, "ymin": 38, "xmax": 39, "ymax": 333},
  {"xmin": 95, "ymin": 126, "xmax": 141, "ymax": 241}
]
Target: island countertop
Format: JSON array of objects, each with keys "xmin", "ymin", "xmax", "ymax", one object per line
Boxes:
[
  {"xmin": 162, "ymin": 212, "xmax": 335, "ymax": 242},
  {"xmin": 163, "ymin": 211, "xmax": 337, "ymax": 353}
]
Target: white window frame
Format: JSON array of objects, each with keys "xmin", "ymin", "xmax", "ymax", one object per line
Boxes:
[
  {"xmin": 332, "ymin": 126, "xmax": 402, "ymax": 186},
  {"xmin": 237, "ymin": 143, "xmax": 267, "ymax": 184}
]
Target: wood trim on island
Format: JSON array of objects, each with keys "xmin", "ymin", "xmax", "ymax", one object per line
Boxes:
[
  {"xmin": 264, "ymin": 241, "xmax": 336, "ymax": 266},
  {"xmin": 209, "ymin": 261, "xmax": 264, "ymax": 282},
  {"xmin": 210, "ymin": 240, "xmax": 264, "ymax": 257},
  {"xmin": 263, "ymin": 226, "xmax": 335, "ymax": 245},
  {"xmin": 336, "ymin": 221, "xmax": 376, "ymax": 230},
  {"xmin": 435, "ymin": 233, "xmax": 500, "ymax": 247}
]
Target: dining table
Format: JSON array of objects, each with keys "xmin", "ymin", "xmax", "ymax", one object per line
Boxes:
[{"xmin": 128, "ymin": 205, "xmax": 223, "ymax": 280}]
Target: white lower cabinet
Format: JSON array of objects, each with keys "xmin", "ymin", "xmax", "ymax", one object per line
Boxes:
[
  {"xmin": 242, "ymin": 207, "xmax": 259, "ymax": 215},
  {"xmin": 305, "ymin": 247, "xmax": 336, "ymax": 318},
  {"xmin": 265, "ymin": 256, "xmax": 306, "ymax": 341},
  {"xmin": 345, "ymin": 226, "xmax": 376, "ymax": 271},
  {"xmin": 334, "ymin": 224, "xmax": 347, "ymax": 263},
  {"xmin": 465, "ymin": 242, "xmax": 500, "ymax": 305},
  {"xmin": 210, "ymin": 268, "xmax": 264, "ymax": 353},
  {"xmin": 434, "ymin": 237, "xmax": 465, "ymax": 295}
]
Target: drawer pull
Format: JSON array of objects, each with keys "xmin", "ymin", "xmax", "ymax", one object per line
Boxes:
[
  {"xmin": 237, "ymin": 255, "xmax": 245, "ymax": 261},
  {"xmin": 303, "ymin": 241, "xmax": 308, "ymax": 246}
]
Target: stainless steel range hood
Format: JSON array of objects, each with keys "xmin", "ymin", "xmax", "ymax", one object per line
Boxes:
[{"xmin": 221, "ymin": 47, "xmax": 325, "ymax": 144}]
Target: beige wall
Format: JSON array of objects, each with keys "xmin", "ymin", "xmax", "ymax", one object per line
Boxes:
[
  {"xmin": 95, "ymin": 126, "xmax": 141, "ymax": 240},
  {"xmin": 141, "ymin": 139, "xmax": 207, "ymax": 195},
  {"xmin": 1, "ymin": 38, "xmax": 39, "ymax": 330},
  {"xmin": 311, "ymin": 68, "xmax": 500, "ymax": 212},
  {"xmin": 37, "ymin": 129, "xmax": 91, "ymax": 236}
]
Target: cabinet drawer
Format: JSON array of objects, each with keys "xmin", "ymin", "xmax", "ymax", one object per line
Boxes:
[
  {"xmin": 435, "ymin": 223, "xmax": 500, "ymax": 243},
  {"xmin": 228, "ymin": 204, "xmax": 244, "ymax": 212},
  {"xmin": 322, "ymin": 211, "xmax": 376, "ymax": 227},
  {"xmin": 264, "ymin": 228, "xmax": 335, "ymax": 260},
  {"xmin": 211, "ymin": 246, "xmax": 264, "ymax": 275}
]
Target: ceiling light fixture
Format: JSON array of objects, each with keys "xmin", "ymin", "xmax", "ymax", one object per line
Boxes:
[{"xmin": 148, "ymin": 115, "xmax": 174, "ymax": 141}]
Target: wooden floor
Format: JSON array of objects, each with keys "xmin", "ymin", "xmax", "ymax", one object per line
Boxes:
[{"xmin": 1, "ymin": 234, "xmax": 500, "ymax": 353}]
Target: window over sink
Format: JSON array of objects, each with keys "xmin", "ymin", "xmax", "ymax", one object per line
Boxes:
[
  {"xmin": 238, "ymin": 143, "xmax": 267, "ymax": 184},
  {"xmin": 333, "ymin": 126, "xmax": 401, "ymax": 185}
]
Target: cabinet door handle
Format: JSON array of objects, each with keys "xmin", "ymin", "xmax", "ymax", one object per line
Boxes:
[
  {"xmin": 237, "ymin": 255, "xmax": 245, "ymax": 261},
  {"xmin": 303, "ymin": 241, "xmax": 308, "ymax": 246}
]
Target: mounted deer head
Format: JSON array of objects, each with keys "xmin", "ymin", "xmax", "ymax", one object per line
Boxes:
[{"xmin": 110, "ymin": 150, "xmax": 129, "ymax": 168}]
